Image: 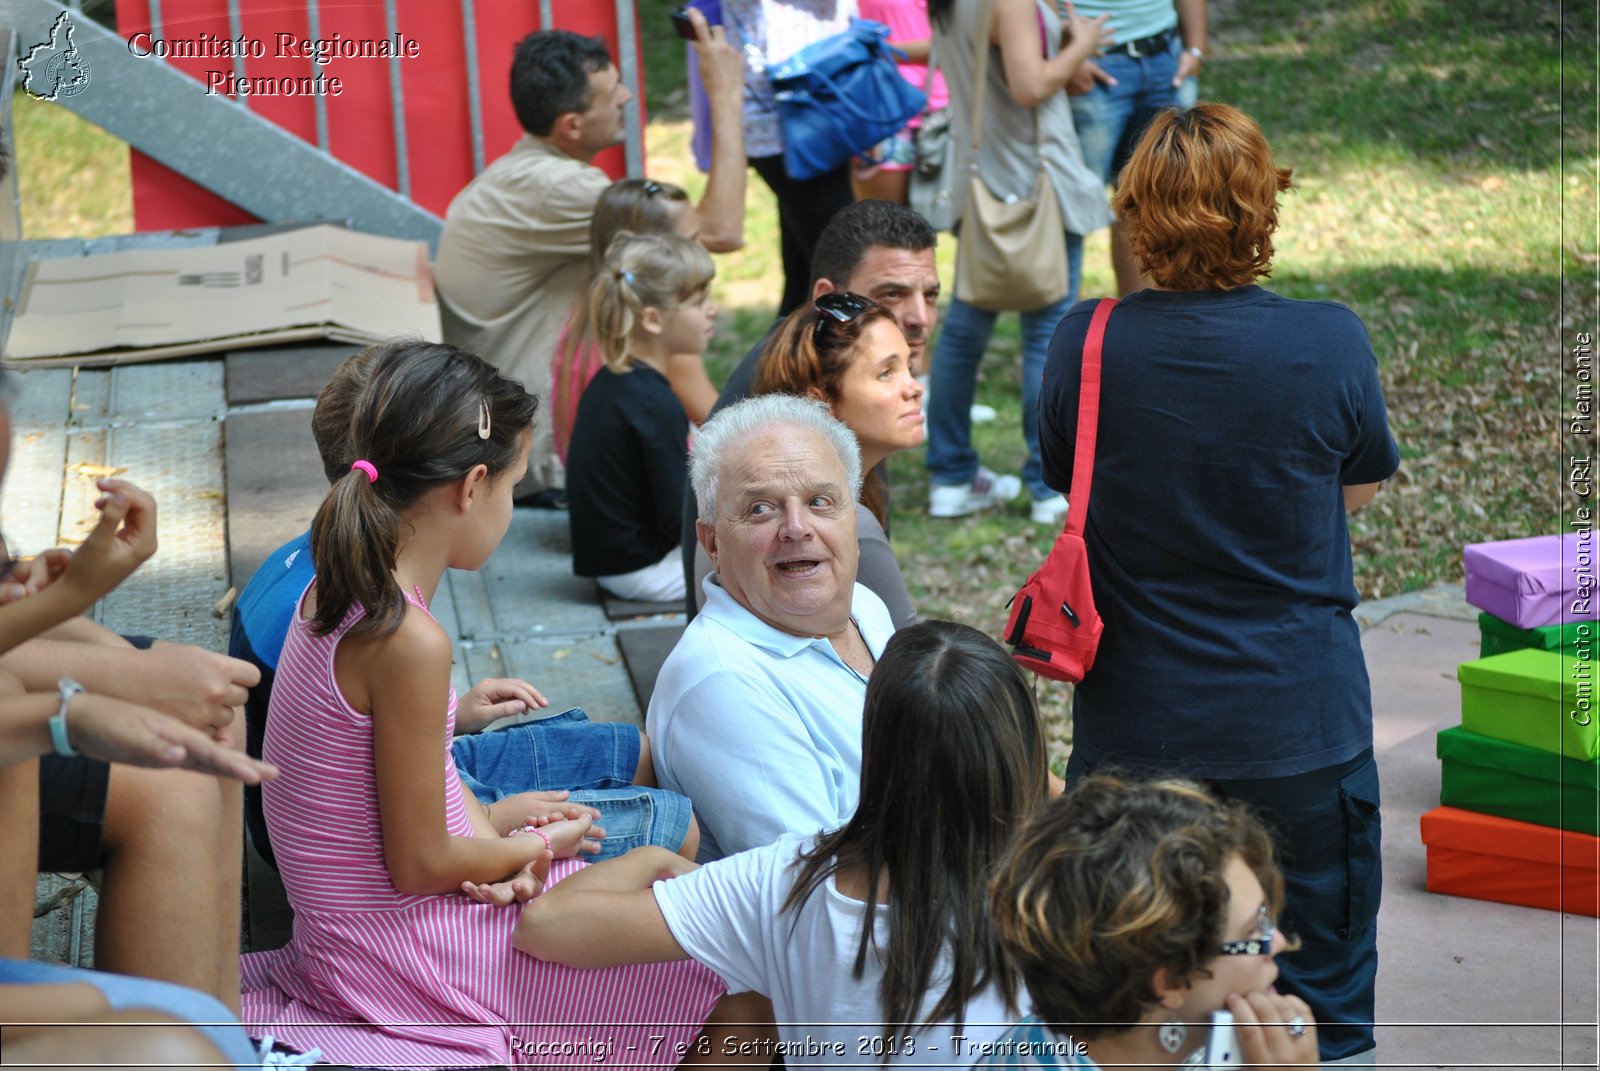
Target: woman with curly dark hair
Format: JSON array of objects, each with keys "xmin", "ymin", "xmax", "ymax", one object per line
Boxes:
[
  {"xmin": 1037, "ymin": 102, "xmax": 1400, "ymax": 1063},
  {"xmin": 983, "ymin": 774, "xmax": 1319, "ymax": 1069}
]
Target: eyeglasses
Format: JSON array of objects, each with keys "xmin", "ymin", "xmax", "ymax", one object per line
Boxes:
[
  {"xmin": 812, "ymin": 291, "xmax": 875, "ymax": 346},
  {"xmin": 1217, "ymin": 905, "xmax": 1275, "ymax": 957}
]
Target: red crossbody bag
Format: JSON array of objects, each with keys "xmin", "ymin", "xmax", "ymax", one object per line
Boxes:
[{"xmin": 1003, "ymin": 298, "xmax": 1114, "ymax": 683}]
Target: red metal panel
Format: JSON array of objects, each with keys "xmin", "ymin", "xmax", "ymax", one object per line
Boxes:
[{"xmin": 119, "ymin": 0, "xmax": 643, "ymax": 232}]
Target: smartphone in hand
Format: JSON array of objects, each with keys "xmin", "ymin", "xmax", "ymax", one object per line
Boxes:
[
  {"xmin": 1204, "ymin": 1010, "xmax": 1241, "ymax": 1069},
  {"xmin": 669, "ymin": 6, "xmax": 699, "ymax": 40}
]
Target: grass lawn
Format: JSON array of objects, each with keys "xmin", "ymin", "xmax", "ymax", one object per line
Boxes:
[{"xmin": 12, "ymin": 0, "xmax": 1594, "ymax": 764}]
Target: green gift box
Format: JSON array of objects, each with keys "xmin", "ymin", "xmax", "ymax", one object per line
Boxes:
[
  {"xmin": 1437, "ymin": 726, "xmax": 1600, "ymax": 835},
  {"xmin": 1458, "ymin": 649, "xmax": 1599, "ymax": 761},
  {"xmin": 1478, "ymin": 612, "xmax": 1595, "ymax": 658}
]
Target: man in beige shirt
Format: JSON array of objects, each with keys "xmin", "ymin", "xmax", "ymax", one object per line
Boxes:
[{"xmin": 435, "ymin": 15, "xmax": 745, "ymax": 499}]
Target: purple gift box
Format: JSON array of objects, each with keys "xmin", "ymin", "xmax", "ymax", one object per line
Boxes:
[{"xmin": 1464, "ymin": 532, "xmax": 1599, "ymax": 629}]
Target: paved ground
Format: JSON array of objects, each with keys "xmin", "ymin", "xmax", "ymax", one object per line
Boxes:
[
  {"xmin": 1359, "ymin": 598, "xmax": 1598, "ymax": 1069},
  {"xmin": 8, "ymin": 352, "xmax": 1597, "ymax": 1068}
]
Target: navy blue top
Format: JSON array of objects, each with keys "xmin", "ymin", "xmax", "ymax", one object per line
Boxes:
[
  {"xmin": 1039, "ymin": 286, "xmax": 1401, "ymax": 779},
  {"xmin": 567, "ymin": 363, "xmax": 690, "ymax": 578}
]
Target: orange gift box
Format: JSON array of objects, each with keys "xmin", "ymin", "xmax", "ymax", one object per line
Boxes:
[{"xmin": 1420, "ymin": 806, "xmax": 1600, "ymax": 917}]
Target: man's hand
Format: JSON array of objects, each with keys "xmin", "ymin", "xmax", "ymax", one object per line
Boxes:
[
  {"xmin": 59, "ymin": 479, "xmax": 158, "ymax": 606},
  {"xmin": 687, "ymin": 7, "xmax": 744, "ymax": 105},
  {"xmin": 457, "ymin": 677, "xmax": 549, "ymax": 734},
  {"xmin": 65, "ymin": 693, "xmax": 278, "ymax": 784},
  {"xmin": 1066, "ymin": 58, "xmax": 1117, "ymax": 96}
]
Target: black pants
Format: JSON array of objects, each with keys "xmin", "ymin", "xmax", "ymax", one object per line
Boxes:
[
  {"xmin": 750, "ymin": 154, "xmax": 854, "ymax": 316},
  {"xmin": 1067, "ymin": 748, "xmax": 1382, "ymax": 1061}
]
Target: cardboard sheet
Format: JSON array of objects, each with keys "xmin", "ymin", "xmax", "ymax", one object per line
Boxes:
[{"xmin": 5, "ymin": 225, "xmax": 438, "ymax": 367}]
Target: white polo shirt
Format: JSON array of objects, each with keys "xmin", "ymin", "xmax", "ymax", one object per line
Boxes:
[{"xmin": 646, "ymin": 577, "xmax": 895, "ymax": 861}]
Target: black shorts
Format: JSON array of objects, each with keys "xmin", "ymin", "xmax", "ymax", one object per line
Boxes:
[{"xmin": 38, "ymin": 754, "xmax": 110, "ymax": 872}]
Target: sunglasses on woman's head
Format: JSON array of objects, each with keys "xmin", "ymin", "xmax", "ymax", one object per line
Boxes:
[{"xmin": 812, "ymin": 291, "xmax": 875, "ymax": 346}]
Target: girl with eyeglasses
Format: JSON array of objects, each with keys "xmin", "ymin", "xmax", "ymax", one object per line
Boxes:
[
  {"xmin": 983, "ymin": 774, "xmax": 1318, "ymax": 1070},
  {"xmin": 567, "ymin": 233, "xmax": 720, "ymax": 603}
]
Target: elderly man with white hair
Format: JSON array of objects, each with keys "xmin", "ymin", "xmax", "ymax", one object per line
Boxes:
[{"xmin": 647, "ymin": 395, "xmax": 897, "ymax": 862}]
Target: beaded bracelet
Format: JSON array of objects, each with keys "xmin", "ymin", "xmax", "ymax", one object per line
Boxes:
[{"xmin": 510, "ymin": 824, "xmax": 553, "ymax": 853}]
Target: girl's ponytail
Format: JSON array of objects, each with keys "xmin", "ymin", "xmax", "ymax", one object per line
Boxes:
[{"xmin": 309, "ymin": 460, "xmax": 406, "ymax": 636}]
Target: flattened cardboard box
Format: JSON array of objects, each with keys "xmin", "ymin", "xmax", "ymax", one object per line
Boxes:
[{"xmin": 4, "ymin": 226, "xmax": 439, "ymax": 367}]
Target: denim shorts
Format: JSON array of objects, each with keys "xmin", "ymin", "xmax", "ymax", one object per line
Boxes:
[
  {"xmin": 452, "ymin": 708, "xmax": 693, "ymax": 860},
  {"xmin": 0, "ymin": 958, "xmax": 262, "ymax": 1069},
  {"xmin": 450, "ymin": 707, "xmax": 640, "ymax": 792}
]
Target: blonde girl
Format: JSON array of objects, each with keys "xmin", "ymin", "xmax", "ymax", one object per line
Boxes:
[
  {"xmin": 550, "ymin": 179, "xmax": 721, "ymax": 463},
  {"xmin": 565, "ymin": 234, "xmax": 717, "ymax": 604}
]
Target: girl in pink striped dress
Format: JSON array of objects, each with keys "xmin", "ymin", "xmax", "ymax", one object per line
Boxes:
[{"xmin": 240, "ymin": 340, "xmax": 734, "ymax": 1069}]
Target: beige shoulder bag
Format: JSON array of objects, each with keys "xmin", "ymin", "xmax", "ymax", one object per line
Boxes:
[{"xmin": 954, "ymin": 0, "xmax": 1070, "ymax": 312}]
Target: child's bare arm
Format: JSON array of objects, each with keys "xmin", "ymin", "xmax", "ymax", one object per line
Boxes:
[
  {"xmin": 361, "ymin": 613, "xmax": 553, "ymax": 893},
  {"xmin": 514, "ymin": 846, "xmax": 695, "ymax": 967}
]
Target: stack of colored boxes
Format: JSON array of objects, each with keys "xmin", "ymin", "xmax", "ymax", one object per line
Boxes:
[{"xmin": 1420, "ymin": 532, "xmax": 1600, "ymax": 916}]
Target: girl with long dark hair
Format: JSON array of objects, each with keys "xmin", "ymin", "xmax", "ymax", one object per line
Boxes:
[{"xmin": 513, "ymin": 619, "xmax": 1051, "ymax": 1062}]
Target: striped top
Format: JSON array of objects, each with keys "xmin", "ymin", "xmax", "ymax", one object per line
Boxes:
[{"xmin": 241, "ymin": 586, "xmax": 722, "ymax": 1069}]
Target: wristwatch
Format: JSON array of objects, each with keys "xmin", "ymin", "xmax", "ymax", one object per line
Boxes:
[
  {"xmin": 1186, "ymin": 46, "xmax": 1206, "ymax": 61},
  {"xmin": 48, "ymin": 677, "xmax": 84, "ymax": 757}
]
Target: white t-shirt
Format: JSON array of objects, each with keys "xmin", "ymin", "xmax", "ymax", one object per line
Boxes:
[{"xmin": 653, "ymin": 835, "xmax": 1016, "ymax": 1067}]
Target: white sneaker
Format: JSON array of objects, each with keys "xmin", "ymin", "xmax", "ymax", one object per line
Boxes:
[
  {"xmin": 929, "ymin": 468, "xmax": 1023, "ymax": 517},
  {"xmin": 257, "ymin": 1036, "xmax": 323, "ymax": 1067},
  {"xmin": 1030, "ymin": 494, "xmax": 1070, "ymax": 526}
]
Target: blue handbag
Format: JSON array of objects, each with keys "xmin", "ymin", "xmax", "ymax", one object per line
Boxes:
[{"xmin": 770, "ymin": 19, "xmax": 927, "ymax": 182}]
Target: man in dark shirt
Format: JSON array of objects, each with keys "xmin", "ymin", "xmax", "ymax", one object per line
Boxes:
[{"xmin": 680, "ymin": 201, "xmax": 941, "ymax": 617}]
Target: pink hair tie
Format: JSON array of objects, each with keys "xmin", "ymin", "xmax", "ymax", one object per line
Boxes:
[{"xmin": 350, "ymin": 460, "xmax": 378, "ymax": 484}]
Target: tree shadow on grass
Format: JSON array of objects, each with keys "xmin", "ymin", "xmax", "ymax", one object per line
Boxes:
[{"xmin": 1207, "ymin": 0, "xmax": 1590, "ymax": 174}]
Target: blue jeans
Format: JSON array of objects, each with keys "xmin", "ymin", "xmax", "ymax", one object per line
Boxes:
[
  {"xmin": 1069, "ymin": 37, "xmax": 1183, "ymax": 182},
  {"xmin": 0, "ymin": 959, "xmax": 262, "ymax": 1068},
  {"xmin": 926, "ymin": 234, "xmax": 1084, "ymax": 501},
  {"xmin": 453, "ymin": 708, "xmax": 693, "ymax": 860}
]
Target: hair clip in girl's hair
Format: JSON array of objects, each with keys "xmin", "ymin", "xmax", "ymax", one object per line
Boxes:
[
  {"xmin": 477, "ymin": 400, "xmax": 492, "ymax": 441},
  {"xmin": 622, "ymin": 270, "xmax": 635, "ymax": 286}
]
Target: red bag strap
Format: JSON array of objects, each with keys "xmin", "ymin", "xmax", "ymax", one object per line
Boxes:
[{"xmin": 1065, "ymin": 298, "xmax": 1115, "ymax": 537}]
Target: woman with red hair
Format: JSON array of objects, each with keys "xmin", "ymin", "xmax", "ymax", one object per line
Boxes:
[{"xmin": 1037, "ymin": 102, "xmax": 1399, "ymax": 1065}]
